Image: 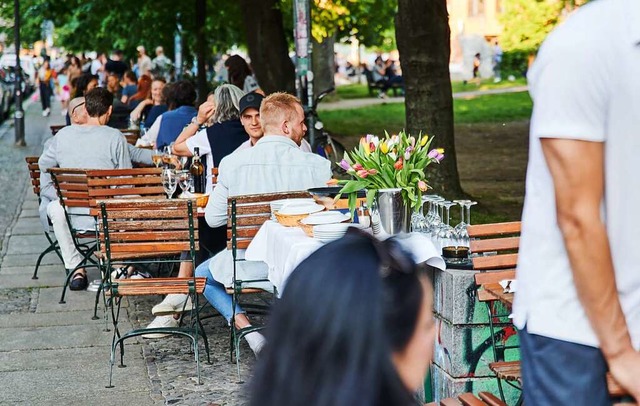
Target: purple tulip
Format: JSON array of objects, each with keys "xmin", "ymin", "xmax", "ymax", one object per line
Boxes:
[
  {"xmin": 339, "ymin": 159, "xmax": 351, "ymax": 171},
  {"xmin": 428, "ymin": 149, "xmax": 439, "ymax": 159}
]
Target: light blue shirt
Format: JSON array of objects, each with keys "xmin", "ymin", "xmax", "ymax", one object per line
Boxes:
[{"xmin": 204, "ymin": 135, "xmax": 332, "ymax": 228}]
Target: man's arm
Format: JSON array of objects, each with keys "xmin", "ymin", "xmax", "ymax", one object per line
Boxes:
[
  {"xmin": 127, "ymin": 144, "xmax": 153, "ymax": 166},
  {"xmin": 204, "ymin": 162, "xmax": 230, "ymax": 229},
  {"xmin": 38, "ymin": 138, "xmax": 58, "ymax": 202},
  {"xmin": 542, "ymin": 138, "xmax": 640, "ymax": 398}
]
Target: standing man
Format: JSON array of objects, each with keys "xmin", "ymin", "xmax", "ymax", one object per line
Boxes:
[
  {"xmin": 514, "ymin": 0, "xmax": 640, "ymax": 404},
  {"xmin": 136, "ymin": 46, "xmax": 153, "ymax": 77},
  {"xmin": 492, "ymin": 40, "xmax": 502, "ymax": 83},
  {"xmin": 151, "ymin": 46, "xmax": 173, "ymax": 81}
]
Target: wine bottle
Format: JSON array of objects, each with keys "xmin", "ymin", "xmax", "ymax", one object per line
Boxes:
[{"xmin": 190, "ymin": 147, "xmax": 206, "ymax": 193}]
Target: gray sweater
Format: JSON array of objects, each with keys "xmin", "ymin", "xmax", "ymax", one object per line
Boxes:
[{"xmin": 38, "ymin": 125, "xmax": 135, "ymax": 231}]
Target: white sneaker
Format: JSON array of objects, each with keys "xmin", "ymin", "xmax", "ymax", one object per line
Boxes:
[
  {"xmin": 42, "ymin": 108, "xmax": 49, "ymax": 117},
  {"xmin": 142, "ymin": 315, "xmax": 178, "ymax": 339},
  {"xmin": 245, "ymin": 331, "xmax": 266, "ymax": 356},
  {"xmin": 152, "ymin": 294, "xmax": 193, "ymax": 316}
]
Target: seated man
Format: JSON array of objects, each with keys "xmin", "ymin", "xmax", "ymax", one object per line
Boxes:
[
  {"xmin": 235, "ymin": 92, "xmax": 312, "ymax": 152},
  {"xmin": 39, "ymin": 88, "xmax": 133, "ymax": 290},
  {"xmin": 194, "ymin": 93, "xmax": 331, "ymax": 354}
]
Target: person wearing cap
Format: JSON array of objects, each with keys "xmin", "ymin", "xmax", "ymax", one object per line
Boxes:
[
  {"xmin": 236, "ymin": 92, "xmax": 313, "ymax": 152},
  {"xmin": 136, "ymin": 45, "xmax": 152, "ymax": 77},
  {"xmin": 171, "ymin": 84, "xmax": 248, "ymax": 193}
]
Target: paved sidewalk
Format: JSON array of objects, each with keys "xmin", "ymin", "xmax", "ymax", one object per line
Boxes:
[
  {"xmin": 318, "ymin": 85, "xmax": 529, "ymax": 111},
  {"xmin": 0, "ymin": 100, "xmax": 255, "ymax": 405}
]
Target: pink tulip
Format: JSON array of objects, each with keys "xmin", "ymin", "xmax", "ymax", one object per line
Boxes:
[
  {"xmin": 353, "ymin": 163, "xmax": 364, "ymax": 171},
  {"xmin": 370, "ymin": 142, "xmax": 376, "ymax": 153},
  {"xmin": 418, "ymin": 180, "xmax": 428, "ymax": 192},
  {"xmin": 357, "ymin": 169, "xmax": 369, "ymax": 178},
  {"xmin": 368, "ymin": 169, "xmax": 378, "ymax": 175}
]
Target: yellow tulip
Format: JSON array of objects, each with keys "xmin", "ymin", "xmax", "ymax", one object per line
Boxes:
[
  {"xmin": 420, "ymin": 136, "xmax": 429, "ymax": 147},
  {"xmin": 380, "ymin": 141, "xmax": 389, "ymax": 154},
  {"xmin": 437, "ymin": 148, "xmax": 445, "ymax": 154}
]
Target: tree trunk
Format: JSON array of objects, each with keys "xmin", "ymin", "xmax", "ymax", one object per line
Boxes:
[
  {"xmin": 312, "ymin": 34, "xmax": 335, "ymax": 98},
  {"xmin": 396, "ymin": 0, "xmax": 463, "ymax": 196},
  {"xmin": 239, "ymin": 0, "xmax": 295, "ymax": 94},
  {"xmin": 195, "ymin": 0, "xmax": 208, "ymax": 103}
]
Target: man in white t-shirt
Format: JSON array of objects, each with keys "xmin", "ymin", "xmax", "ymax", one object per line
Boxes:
[
  {"xmin": 514, "ymin": 0, "xmax": 640, "ymax": 403},
  {"xmin": 236, "ymin": 92, "xmax": 312, "ymax": 152}
]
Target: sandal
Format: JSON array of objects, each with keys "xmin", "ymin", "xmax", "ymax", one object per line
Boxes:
[{"xmin": 69, "ymin": 271, "xmax": 88, "ymax": 291}]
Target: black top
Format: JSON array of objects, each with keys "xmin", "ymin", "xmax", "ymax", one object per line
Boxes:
[
  {"xmin": 144, "ymin": 104, "xmax": 168, "ymax": 128},
  {"xmin": 205, "ymin": 119, "xmax": 249, "ymax": 168},
  {"xmin": 105, "ymin": 59, "xmax": 129, "ymax": 78}
]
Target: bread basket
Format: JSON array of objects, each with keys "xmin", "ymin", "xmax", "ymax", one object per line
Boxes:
[
  {"xmin": 191, "ymin": 193, "xmax": 209, "ymax": 208},
  {"xmin": 274, "ymin": 211, "xmax": 310, "ymax": 227}
]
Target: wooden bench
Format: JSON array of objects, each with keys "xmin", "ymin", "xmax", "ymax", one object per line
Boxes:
[{"xmin": 363, "ymin": 67, "xmax": 403, "ymax": 97}]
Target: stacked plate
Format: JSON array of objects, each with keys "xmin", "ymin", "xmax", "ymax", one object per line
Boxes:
[
  {"xmin": 313, "ymin": 223, "xmax": 363, "ymax": 243},
  {"xmin": 301, "ymin": 211, "xmax": 351, "ymax": 226},
  {"xmin": 270, "ymin": 198, "xmax": 315, "ymax": 219}
]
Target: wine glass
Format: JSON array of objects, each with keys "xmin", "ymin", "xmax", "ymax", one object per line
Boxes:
[
  {"xmin": 161, "ymin": 169, "xmax": 178, "ymax": 199},
  {"xmin": 437, "ymin": 201, "xmax": 457, "ymax": 250},
  {"xmin": 152, "ymin": 148, "xmax": 163, "ymax": 168},
  {"xmin": 178, "ymin": 171, "xmax": 193, "ymax": 194},
  {"xmin": 453, "ymin": 199, "xmax": 471, "ymax": 247}
]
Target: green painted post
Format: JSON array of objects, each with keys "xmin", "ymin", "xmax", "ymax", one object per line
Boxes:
[{"xmin": 424, "ymin": 367, "xmax": 433, "ymax": 402}]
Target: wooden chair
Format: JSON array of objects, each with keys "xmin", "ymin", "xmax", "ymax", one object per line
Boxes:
[
  {"xmin": 97, "ymin": 198, "xmax": 208, "ymax": 387},
  {"xmin": 25, "ymin": 157, "xmax": 64, "ymax": 279},
  {"xmin": 48, "ymin": 168, "xmax": 101, "ymax": 304},
  {"xmin": 119, "ymin": 128, "xmax": 140, "ymax": 146},
  {"xmin": 425, "ymin": 391, "xmax": 507, "ymax": 406},
  {"xmin": 50, "ymin": 124, "xmax": 65, "ymax": 135},
  {"xmin": 227, "ymin": 190, "xmax": 311, "ymax": 381},
  {"xmin": 85, "ymin": 167, "xmax": 165, "ymax": 319}
]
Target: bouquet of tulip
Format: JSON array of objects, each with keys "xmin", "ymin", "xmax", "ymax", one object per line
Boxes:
[{"xmin": 330, "ymin": 131, "xmax": 444, "ymax": 214}]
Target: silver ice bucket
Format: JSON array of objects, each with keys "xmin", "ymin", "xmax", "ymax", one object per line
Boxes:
[{"xmin": 375, "ymin": 188, "xmax": 410, "ymax": 235}]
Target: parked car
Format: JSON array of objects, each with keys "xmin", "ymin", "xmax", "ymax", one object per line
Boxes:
[{"xmin": 0, "ymin": 69, "xmax": 14, "ymax": 120}]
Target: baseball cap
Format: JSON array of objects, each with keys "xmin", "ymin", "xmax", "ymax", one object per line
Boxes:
[{"xmin": 239, "ymin": 92, "xmax": 264, "ymax": 115}]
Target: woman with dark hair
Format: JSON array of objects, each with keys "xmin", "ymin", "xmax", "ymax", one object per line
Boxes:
[
  {"xmin": 225, "ymin": 55, "xmax": 261, "ymax": 94},
  {"xmin": 67, "ymin": 55, "xmax": 83, "ymax": 84},
  {"xmin": 250, "ymin": 229, "xmax": 435, "ymax": 406},
  {"xmin": 127, "ymin": 74, "xmax": 152, "ymax": 108}
]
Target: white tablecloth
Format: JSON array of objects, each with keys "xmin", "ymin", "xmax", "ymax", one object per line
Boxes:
[{"xmin": 245, "ymin": 220, "xmax": 445, "ymax": 294}]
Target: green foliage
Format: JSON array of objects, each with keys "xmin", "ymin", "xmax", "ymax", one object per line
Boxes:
[
  {"xmin": 321, "ymin": 91, "xmax": 533, "ymax": 138},
  {"xmin": 307, "ymin": 0, "xmax": 397, "ymax": 48},
  {"xmin": 1, "ymin": 0, "xmax": 243, "ymax": 65},
  {"xmin": 500, "ymin": 50, "xmax": 530, "ymax": 78},
  {"xmin": 499, "ymin": 0, "xmax": 564, "ymax": 52}
]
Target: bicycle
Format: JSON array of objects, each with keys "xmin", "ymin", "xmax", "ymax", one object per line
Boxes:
[{"xmin": 304, "ymin": 87, "xmax": 347, "ymax": 177}]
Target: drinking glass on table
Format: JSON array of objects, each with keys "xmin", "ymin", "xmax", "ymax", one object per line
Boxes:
[
  {"xmin": 453, "ymin": 199, "xmax": 471, "ymax": 247},
  {"xmin": 437, "ymin": 201, "xmax": 457, "ymax": 250},
  {"xmin": 178, "ymin": 171, "xmax": 193, "ymax": 194},
  {"xmin": 161, "ymin": 169, "xmax": 178, "ymax": 199},
  {"xmin": 152, "ymin": 148, "xmax": 163, "ymax": 168}
]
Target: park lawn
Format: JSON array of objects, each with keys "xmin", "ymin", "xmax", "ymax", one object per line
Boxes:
[
  {"xmin": 335, "ymin": 77, "xmax": 528, "ymax": 100},
  {"xmin": 322, "ymin": 91, "xmax": 532, "ymax": 138}
]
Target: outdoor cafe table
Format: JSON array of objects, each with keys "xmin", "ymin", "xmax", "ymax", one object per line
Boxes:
[
  {"xmin": 483, "ymin": 283, "xmax": 514, "ymax": 308},
  {"xmin": 244, "ymin": 220, "xmax": 446, "ymax": 294}
]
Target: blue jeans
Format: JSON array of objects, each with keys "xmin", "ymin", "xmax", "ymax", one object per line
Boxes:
[
  {"xmin": 519, "ymin": 327, "xmax": 610, "ymax": 405},
  {"xmin": 195, "ymin": 258, "xmax": 244, "ymax": 323}
]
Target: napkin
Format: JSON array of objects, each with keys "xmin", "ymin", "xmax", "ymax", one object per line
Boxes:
[
  {"xmin": 499, "ymin": 279, "xmax": 517, "ymax": 293},
  {"xmin": 390, "ymin": 233, "xmax": 446, "ymax": 271}
]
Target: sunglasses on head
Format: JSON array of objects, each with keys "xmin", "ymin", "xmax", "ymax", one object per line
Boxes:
[{"xmin": 71, "ymin": 102, "xmax": 85, "ymax": 116}]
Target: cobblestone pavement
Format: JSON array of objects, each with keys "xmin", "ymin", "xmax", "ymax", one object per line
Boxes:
[{"xmin": 0, "ymin": 100, "xmax": 260, "ymax": 405}]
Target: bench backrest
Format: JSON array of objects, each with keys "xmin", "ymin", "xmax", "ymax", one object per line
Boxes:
[
  {"xmin": 86, "ymin": 168, "xmax": 164, "ymax": 215},
  {"xmin": 468, "ymin": 221, "xmax": 520, "ymax": 271},
  {"xmin": 25, "ymin": 157, "xmax": 41, "ymax": 197},
  {"xmin": 50, "ymin": 125, "xmax": 65, "ymax": 136},
  {"xmin": 120, "ymin": 129, "xmax": 140, "ymax": 146},
  {"xmin": 98, "ymin": 199, "xmax": 198, "ymax": 260},
  {"xmin": 227, "ymin": 191, "xmax": 312, "ymax": 250},
  {"xmin": 48, "ymin": 168, "xmax": 90, "ymax": 209}
]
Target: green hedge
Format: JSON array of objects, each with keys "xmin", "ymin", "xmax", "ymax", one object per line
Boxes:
[{"xmin": 501, "ymin": 50, "xmax": 532, "ymax": 78}]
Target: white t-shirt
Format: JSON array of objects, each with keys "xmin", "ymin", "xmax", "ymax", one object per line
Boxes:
[{"xmin": 514, "ymin": 0, "xmax": 640, "ymax": 348}]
